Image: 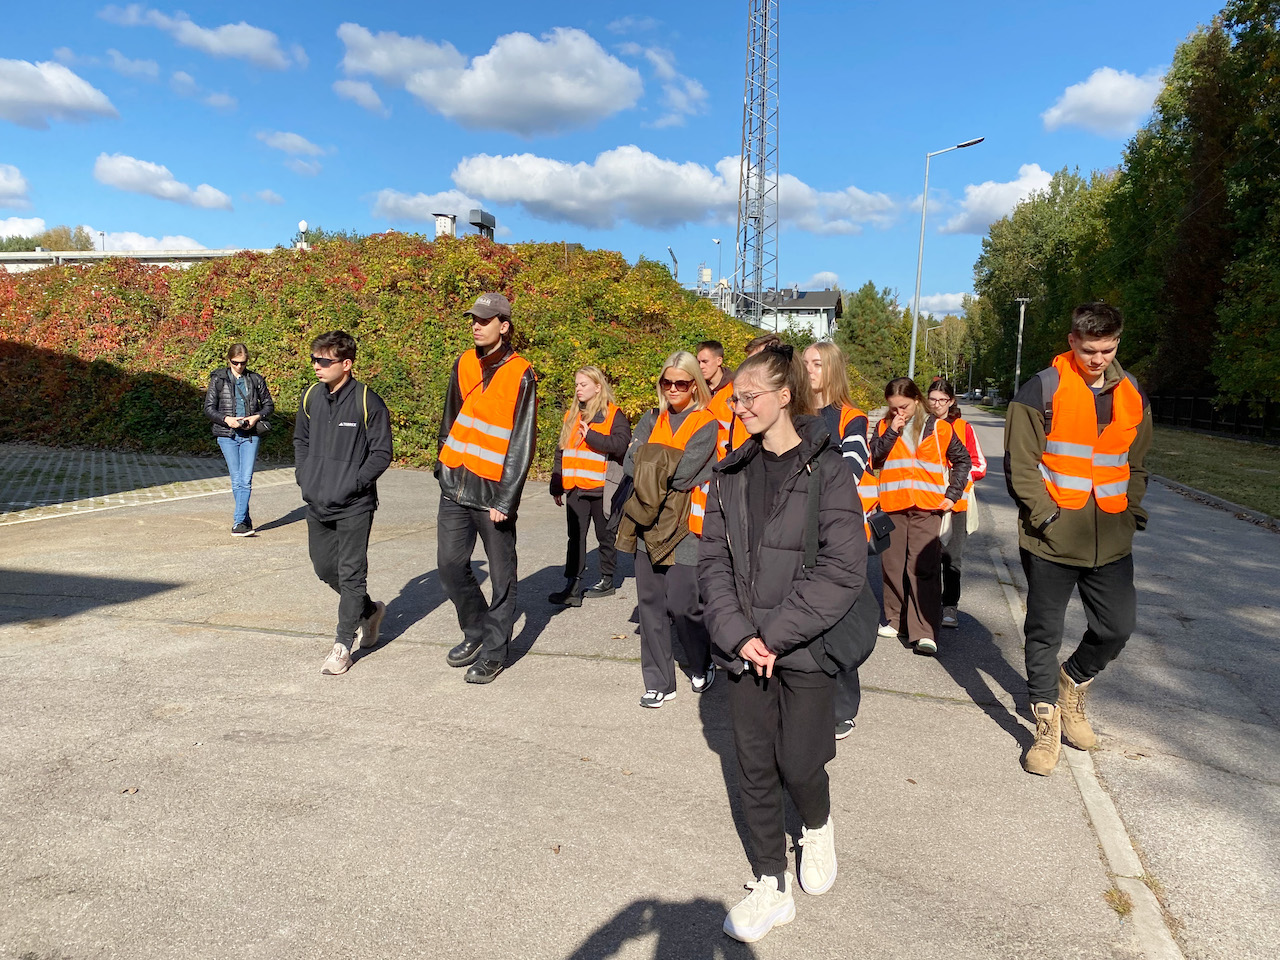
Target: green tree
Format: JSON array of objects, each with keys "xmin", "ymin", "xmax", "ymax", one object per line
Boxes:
[
  {"xmin": 0, "ymin": 224, "xmax": 95, "ymax": 252},
  {"xmin": 835, "ymin": 281, "xmax": 908, "ymax": 388}
]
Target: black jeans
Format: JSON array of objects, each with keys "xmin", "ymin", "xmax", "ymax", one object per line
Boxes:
[
  {"xmin": 634, "ymin": 550, "xmax": 711, "ymax": 694},
  {"xmin": 833, "ymin": 668, "xmax": 860, "ymax": 723},
  {"xmin": 565, "ymin": 489, "xmax": 617, "ymax": 583},
  {"xmin": 729, "ymin": 668, "xmax": 836, "ymax": 878},
  {"xmin": 941, "ymin": 514, "xmax": 968, "ymax": 607},
  {"xmin": 1021, "ymin": 550, "xmax": 1135, "ymax": 704},
  {"xmin": 307, "ymin": 511, "xmax": 377, "ymax": 647},
  {"xmin": 437, "ymin": 495, "xmax": 519, "ymax": 663}
]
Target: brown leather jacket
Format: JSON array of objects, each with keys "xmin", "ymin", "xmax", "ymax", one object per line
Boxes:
[{"xmin": 615, "ymin": 443, "xmax": 690, "ymax": 566}]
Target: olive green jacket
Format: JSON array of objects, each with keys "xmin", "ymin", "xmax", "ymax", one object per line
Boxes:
[{"xmin": 1004, "ymin": 358, "xmax": 1153, "ymax": 568}]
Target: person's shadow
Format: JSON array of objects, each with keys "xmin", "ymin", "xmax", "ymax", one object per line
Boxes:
[
  {"xmin": 254, "ymin": 505, "xmax": 306, "ymax": 533},
  {"xmin": 508, "ymin": 563, "xmax": 581, "ymax": 666},
  {"xmin": 354, "ymin": 566, "xmax": 464, "ymax": 661},
  {"xmin": 563, "ymin": 896, "xmax": 758, "ymax": 959}
]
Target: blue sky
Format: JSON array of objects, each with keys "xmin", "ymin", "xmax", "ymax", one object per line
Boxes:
[{"xmin": 2, "ymin": 1, "xmax": 1222, "ymax": 314}]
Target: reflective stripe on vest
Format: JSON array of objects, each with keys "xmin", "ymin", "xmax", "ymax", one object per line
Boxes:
[
  {"xmin": 560, "ymin": 404, "xmax": 619, "ymax": 491},
  {"xmin": 876, "ymin": 417, "xmax": 953, "ymax": 512},
  {"xmin": 649, "ymin": 406, "xmax": 717, "ymax": 537},
  {"xmin": 438, "ymin": 350, "xmax": 531, "ymax": 482},
  {"xmin": 1039, "ymin": 352, "xmax": 1144, "ymax": 514},
  {"xmin": 839, "ymin": 404, "xmax": 879, "ymax": 539}
]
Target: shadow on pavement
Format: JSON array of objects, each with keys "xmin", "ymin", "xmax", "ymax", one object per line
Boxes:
[
  {"xmin": 698, "ymin": 672, "xmax": 753, "ymax": 868},
  {"xmin": 562, "ymin": 896, "xmax": 755, "ymax": 959},
  {"xmin": 254, "ymin": 505, "xmax": 306, "ymax": 533},
  {"xmin": 509, "ymin": 563, "xmax": 581, "ymax": 666},
  {"xmin": 0, "ymin": 569, "xmax": 179, "ymax": 625}
]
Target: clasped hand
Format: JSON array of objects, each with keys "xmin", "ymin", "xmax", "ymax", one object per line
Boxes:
[{"xmin": 740, "ymin": 636, "xmax": 776, "ymax": 678}]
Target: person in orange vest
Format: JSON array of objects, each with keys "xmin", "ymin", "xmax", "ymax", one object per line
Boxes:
[
  {"xmin": 803, "ymin": 341, "xmax": 876, "ymax": 741},
  {"xmin": 622, "ymin": 350, "xmax": 718, "ymax": 708},
  {"xmin": 925, "ymin": 378, "xmax": 987, "ymax": 629},
  {"xmin": 436, "ymin": 292, "xmax": 538, "ymax": 685},
  {"xmin": 869, "ymin": 377, "xmax": 971, "ymax": 656},
  {"xmin": 1006, "ymin": 303, "xmax": 1152, "ymax": 777},
  {"xmin": 548, "ymin": 366, "xmax": 632, "ymax": 606},
  {"xmin": 698, "ymin": 339, "xmax": 736, "ymax": 457}
]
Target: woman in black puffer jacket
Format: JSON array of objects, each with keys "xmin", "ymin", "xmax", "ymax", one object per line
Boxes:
[
  {"xmin": 203, "ymin": 342, "xmax": 275, "ymax": 536},
  {"xmin": 698, "ymin": 346, "xmax": 866, "ymax": 944}
]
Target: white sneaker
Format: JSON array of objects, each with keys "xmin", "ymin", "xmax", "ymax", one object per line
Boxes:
[
  {"xmin": 798, "ymin": 817, "xmax": 838, "ymax": 895},
  {"xmin": 358, "ymin": 601, "xmax": 387, "ymax": 651},
  {"xmin": 639, "ymin": 689, "xmax": 676, "ymax": 708},
  {"xmin": 321, "ymin": 643, "xmax": 352, "ymax": 676},
  {"xmin": 692, "ymin": 666, "xmax": 716, "ymax": 694},
  {"xmin": 723, "ymin": 872, "xmax": 796, "ymax": 943},
  {"xmin": 915, "ymin": 637, "xmax": 938, "ymax": 655},
  {"xmin": 877, "ymin": 622, "xmax": 900, "ymax": 639},
  {"xmin": 941, "ymin": 606, "xmax": 959, "ymax": 628}
]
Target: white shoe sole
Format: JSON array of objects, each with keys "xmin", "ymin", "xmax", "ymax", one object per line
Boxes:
[
  {"xmin": 915, "ymin": 638, "xmax": 937, "ymax": 655},
  {"xmin": 800, "ymin": 859, "xmax": 837, "ymax": 896},
  {"xmin": 723, "ymin": 899, "xmax": 796, "ymax": 943},
  {"xmin": 876, "ymin": 624, "xmax": 899, "ymax": 639}
]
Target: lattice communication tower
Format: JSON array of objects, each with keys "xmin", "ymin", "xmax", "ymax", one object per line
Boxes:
[{"xmin": 733, "ymin": 0, "xmax": 779, "ymax": 326}]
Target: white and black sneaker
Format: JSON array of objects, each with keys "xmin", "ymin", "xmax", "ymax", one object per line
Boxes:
[
  {"xmin": 834, "ymin": 719, "xmax": 856, "ymax": 741},
  {"xmin": 639, "ymin": 689, "xmax": 676, "ymax": 709},
  {"xmin": 691, "ymin": 667, "xmax": 716, "ymax": 694},
  {"xmin": 232, "ymin": 522, "xmax": 254, "ymax": 537}
]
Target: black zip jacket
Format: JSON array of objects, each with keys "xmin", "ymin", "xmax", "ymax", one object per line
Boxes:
[
  {"xmin": 293, "ymin": 377, "xmax": 393, "ymax": 521},
  {"xmin": 550, "ymin": 405, "xmax": 632, "ymax": 498},
  {"xmin": 435, "ymin": 344, "xmax": 538, "ymax": 518},
  {"xmin": 698, "ymin": 417, "xmax": 867, "ymax": 676},
  {"xmin": 869, "ymin": 413, "xmax": 972, "ymax": 504},
  {"xmin": 203, "ymin": 368, "xmax": 275, "ymax": 438}
]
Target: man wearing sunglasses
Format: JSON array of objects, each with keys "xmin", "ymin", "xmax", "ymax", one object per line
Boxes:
[
  {"xmin": 436, "ymin": 292, "xmax": 538, "ymax": 684},
  {"xmin": 294, "ymin": 331, "xmax": 394, "ymax": 677}
]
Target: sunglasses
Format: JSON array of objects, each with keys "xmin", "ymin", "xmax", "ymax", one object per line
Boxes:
[
  {"xmin": 659, "ymin": 377, "xmax": 694, "ymax": 393},
  {"xmin": 310, "ymin": 355, "xmax": 341, "ymax": 368},
  {"xmin": 229, "ymin": 359, "xmax": 247, "ymax": 367},
  {"xmin": 469, "ymin": 314, "xmax": 503, "ymax": 326}
]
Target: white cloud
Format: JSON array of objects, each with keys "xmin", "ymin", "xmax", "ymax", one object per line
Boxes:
[
  {"xmin": 371, "ymin": 188, "xmax": 480, "ymax": 222},
  {"xmin": 445, "ymin": 146, "xmax": 895, "ymax": 234},
  {"xmin": 285, "ymin": 158, "xmax": 322, "ymax": 177},
  {"xmin": 608, "ymin": 16, "xmax": 660, "ymax": 34},
  {"xmin": 203, "ymin": 92, "xmax": 236, "ymax": 110},
  {"xmin": 93, "ymin": 153, "xmax": 232, "ymax": 210},
  {"xmin": 1043, "ymin": 67, "xmax": 1165, "ymax": 137},
  {"xmin": 256, "ymin": 189, "xmax": 284, "ymax": 205},
  {"xmin": 170, "ymin": 70, "xmax": 198, "ymax": 95},
  {"xmin": 941, "ymin": 163, "xmax": 1053, "ymax": 235},
  {"xmin": 256, "ymin": 131, "xmax": 325, "ymax": 156},
  {"xmin": 802, "ymin": 271, "xmax": 840, "ymax": 290},
  {"xmin": 333, "ymin": 79, "xmax": 388, "ymax": 116},
  {"xmin": 84, "ymin": 226, "xmax": 206, "ymax": 251},
  {"xmin": 53, "ymin": 47, "xmax": 77, "ymax": 65},
  {"xmin": 101, "ymin": 5, "xmax": 303, "ymax": 70},
  {"xmin": 0, "ymin": 59, "xmax": 117, "ymax": 129},
  {"xmin": 619, "ymin": 44, "xmax": 707, "ymax": 128},
  {"xmin": 918, "ymin": 293, "xmax": 968, "ymax": 317},
  {"xmin": 0, "ymin": 164, "xmax": 31, "ymax": 209},
  {"xmin": 0, "ymin": 216, "xmax": 45, "ymax": 238},
  {"xmin": 106, "ymin": 48, "xmax": 158, "ymax": 78},
  {"xmin": 337, "ymin": 23, "xmax": 642, "ymax": 136}
]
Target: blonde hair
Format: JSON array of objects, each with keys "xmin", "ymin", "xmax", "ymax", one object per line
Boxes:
[
  {"xmin": 559, "ymin": 366, "xmax": 616, "ymax": 449},
  {"xmin": 656, "ymin": 350, "xmax": 711, "ymax": 413},
  {"xmin": 805, "ymin": 341, "xmax": 853, "ymax": 410}
]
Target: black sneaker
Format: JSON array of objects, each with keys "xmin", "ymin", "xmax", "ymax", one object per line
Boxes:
[
  {"xmin": 583, "ymin": 578, "xmax": 616, "ymax": 599},
  {"xmin": 834, "ymin": 719, "xmax": 856, "ymax": 741},
  {"xmin": 232, "ymin": 522, "xmax": 254, "ymax": 537}
]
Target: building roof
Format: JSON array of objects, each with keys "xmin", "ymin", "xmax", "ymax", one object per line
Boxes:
[{"xmin": 759, "ymin": 288, "xmax": 843, "ymax": 317}]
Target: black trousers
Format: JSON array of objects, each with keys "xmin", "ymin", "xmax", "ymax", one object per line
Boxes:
[
  {"xmin": 1021, "ymin": 550, "xmax": 1135, "ymax": 704},
  {"xmin": 437, "ymin": 495, "xmax": 519, "ymax": 663},
  {"xmin": 729, "ymin": 667, "xmax": 836, "ymax": 878},
  {"xmin": 941, "ymin": 513, "xmax": 969, "ymax": 606},
  {"xmin": 307, "ymin": 511, "xmax": 377, "ymax": 647},
  {"xmin": 833, "ymin": 668, "xmax": 860, "ymax": 723},
  {"xmin": 564, "ymin": 489, "xmax": 617, "ymax": 582},
  {"xmin": 634, "ymin": 550, "xmax": 711, "ymax": 694}
]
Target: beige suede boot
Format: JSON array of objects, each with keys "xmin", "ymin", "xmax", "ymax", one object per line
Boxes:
[
  {"xmin": 1057, "ymin": 666, "xmax": 1097, "ymax": 749},
  {"xmin": 1023, "ymin": 703, "xmax": 1061, "ymax": 776}
]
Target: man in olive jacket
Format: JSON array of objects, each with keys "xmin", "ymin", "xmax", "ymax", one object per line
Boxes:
[{"xmin": 1005, "ymin": 303, "xmax": 1152, "ymax": 776}]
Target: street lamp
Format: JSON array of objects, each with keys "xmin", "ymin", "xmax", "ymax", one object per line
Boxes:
[
  {"xmin": 908, "ymin": 136, "xmax": 985, "ymax": 380},
  {"xmin": 1014, "ymin": 297, "xmax": 1031, "ymax": 394},
  {"xmin": 98, "ymin": 231, "xmax": 105, "ymax": 252},
  {"xmin": 712, "ymin": 238, "xmax": 723, "ymax": 310}
]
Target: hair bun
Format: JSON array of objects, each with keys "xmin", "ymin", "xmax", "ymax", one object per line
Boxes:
[{"xmin": 765, "ymin": 343, "xmax": 794, "ymax": 361}]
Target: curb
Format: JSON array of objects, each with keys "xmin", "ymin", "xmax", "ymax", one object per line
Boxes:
[
  {"xmin": 985, "ymin": 533, "xmax": 1186, "ymax": 960},
  {"xmin": 1151, "ymin": 475, "xmax": 1279, "ymax": 531}
]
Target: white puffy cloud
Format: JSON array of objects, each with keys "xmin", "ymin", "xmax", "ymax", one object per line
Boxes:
[
  {"xmin": 1043, "ymin": 67, "xmax": 1165, "ymax": 137},
  {"xmin": 333, "ymin": 79, "xmax": 388, "ymax": 116},
  {"xmin": 0, "ymin": 164, "xmax": 31, "ymax": 209},
  {"xmin": 285, "ymin": 158, "xmax": 322, "ymax": 177},
  {"xmin": 0, "ymin": 59, "xmax": 117, "ymax": 129},
  {"xmin": 372, "ymin": 188, "xmax": 480, "ymax": 222},
  {"xmin": 106, "ymin": 48, "xmax": 158, "ymax": 78},
  {"xmin": 918, "ymin": 293, "xmax": 968, "ymax": 317},
  {"xmin": 0, "ymin": 216, "xmax": 45, "ymax": 238},
  {"xmin": 203, "ymin": 92, "xmax": 236, "ymax": 110},
  {"xmin": 93, "ymin": 153, "xmax": 232, "ymax": 210},
  {"xmin": 84, "ymin": 226, "xmax": 206, "ymax": 251},
  {"xmin": 101, "ymin": 4, "xmax": 303, "ymax": 70},
  {"xmin": 941, "ymin": 163, "xmax": 1052, "ymax": 235},
  {"xmin": 619, "ymin": 44, "xmax": 707, "ymax": 128},
  {"xmin": 257, "ymin": 131, "xmax": 325, "ymax": 156},
  {"xmin": 802, "ymin": 271, "xmax": 840, "ymax": 290},
  {"xmin": 441, "ymin": 146, "xmax": 895, "ymax": 234},
  {"xmin": 256, "ymin": 189, "xmax": 284, "ymax": 205},
  {"xmin": 337, "ymin": 23, "xmax": 642, "ymax": 136},
  {"xmin": 169, "ymin": 71, "xmax": 235, "ymax": 111}
]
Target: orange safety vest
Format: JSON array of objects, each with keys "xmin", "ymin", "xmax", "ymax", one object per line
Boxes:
[
  {"xmin": 1040, "ymin": 352, "xmax": 1144, "ymax": 514},
  {"xmin": 876, "ymin": 416, "xmax": 954, "ymax": 513},
  {"xmin": 708, "ymin": 380, "xmax": 735, "ymax": 460},
  {"xmin": 439, "ymin": 350, "xmax": 531, "ymax": 482},
  {"xmin": 838, "ymin": 405, "xmax": 879, "ymax": 535},
  {"xmin": 649, "ymin": 406, "xmax": 717, "ymax": 537},
  {"xmin": 560, "ymin": 403, "xmax": 620, "ymax": 491},
  {"xmin": 951, "ymin": 416, "xmax": 974, "ymax": 513}
]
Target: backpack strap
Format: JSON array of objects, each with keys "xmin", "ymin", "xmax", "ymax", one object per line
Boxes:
[
  {"xmin": 1036, "ymin": 368, "xmax": 1059, "ymax": 435},
  {"xmin": 363, "ymin": 384, "xmax": 369, "ymax": 428},
  {"xmin": 302, "ymin": 382, "xmax": 319, "ymax": 418},
  {"xmin": 803, "ymin": 463, "xmax": 820, "ymax": 571}
]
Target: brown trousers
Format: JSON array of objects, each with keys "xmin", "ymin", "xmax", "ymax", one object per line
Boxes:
[{"xmin": 880, "ymin": 509, "xmax": 943, "ymax": 641}]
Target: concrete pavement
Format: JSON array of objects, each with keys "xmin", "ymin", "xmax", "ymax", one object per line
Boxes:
[{"xmin": 2, "ymin": 423, "xmax": 1274, "ymax": 959}]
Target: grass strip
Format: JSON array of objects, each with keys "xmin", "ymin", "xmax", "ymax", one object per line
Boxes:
[{"xmin": 1147, "ymin": 426, "xmax": 1280, "ymax": 520}]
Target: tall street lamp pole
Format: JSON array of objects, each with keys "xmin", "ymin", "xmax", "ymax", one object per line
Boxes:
[
  {"xmin": 1014, "ymin": 297, "xmax": 1030, "ymax": 394},
  {"xmin": 908, "ymin": 136, "xmax": 985, "ymax": 380},
  {"xmin": 712, "ymin": 238, "xmax": 722, "ymax": 309}
]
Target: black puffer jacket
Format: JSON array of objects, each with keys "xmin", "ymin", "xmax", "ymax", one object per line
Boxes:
[
  {"xmin": 203, "ymin": 368, "xmax": 275, "ymax": 439},
  {"xmin": 698, "ymin": 416, "xmax": 867, "ymax": 675}
]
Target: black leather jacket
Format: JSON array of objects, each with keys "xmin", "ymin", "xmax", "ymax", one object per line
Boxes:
[
  {"xmin": 435, "ymin": 345, "xmax": 538, "ymax": 518},
  {"xmin": 204, "ymin": 368, "xmax": 275, "ymax": 439}
]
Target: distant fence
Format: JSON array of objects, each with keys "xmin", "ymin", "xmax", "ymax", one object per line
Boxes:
[{"xmin": 1150, "ymin": 395, "xmax": 1278, "ymax": 442}]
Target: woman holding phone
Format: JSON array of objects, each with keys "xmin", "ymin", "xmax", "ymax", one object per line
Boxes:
[{"xmin": 203, "ymin": 342, "xmax": 274, "ymax": 536}]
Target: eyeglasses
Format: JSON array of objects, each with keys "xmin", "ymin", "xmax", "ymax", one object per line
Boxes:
[
  {"xmin": 229, "ymin": 359, "xmax": 247, "ymax": 367},
  {"xmin": 927, "ymin": 395, "xmax": 951, "ymax": 405},
  {"xmin": 729, "ymin": 389, "xmax": 779, "ymax": 410},
  {"xmin": 659, "ymin": 377, "xmax": 694, "ymax": 393},
  {"xmin": 310, "ymin": 355, "xmax": 339, "ymax": 368}
]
